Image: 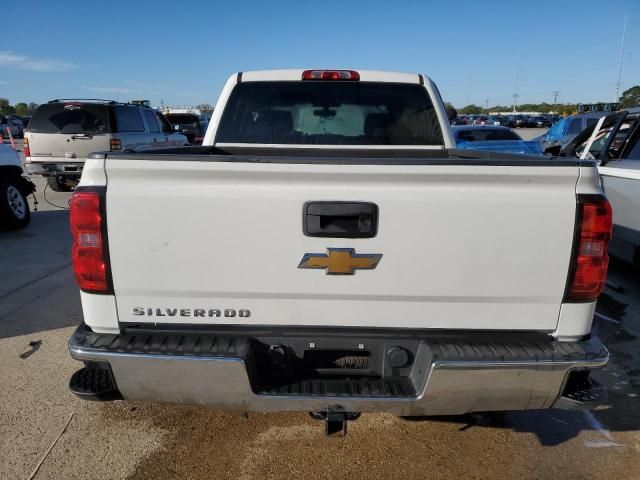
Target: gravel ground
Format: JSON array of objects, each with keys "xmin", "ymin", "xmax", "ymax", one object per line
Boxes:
[{"xmin": 2, "ymin": 135, "xmax": 640, "ymax": 480}]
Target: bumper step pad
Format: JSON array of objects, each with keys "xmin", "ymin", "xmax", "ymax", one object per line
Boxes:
[
  {"xmin": 69, "ymin": 367, "xmax": 122, "ymax": 401},
  {"xmin": 555, "ymin": 374, "xmax": 607, "ymax": 410}
]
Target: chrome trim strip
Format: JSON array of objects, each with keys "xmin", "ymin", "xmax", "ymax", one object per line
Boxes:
[
  {"xmin": 69, "ymin": 345, "xmax": 244, "ymax": 363},
  {"xmin": 215, "ymin": 143, "xmax": 446, "ymax": 150},
  {"xmin": 433, "ymin": 358, "xmax": 609, "ymax": 368}
]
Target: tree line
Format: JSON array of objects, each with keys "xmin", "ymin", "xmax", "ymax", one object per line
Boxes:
[
  {"xmin": 451, "ymin": 85, "xmax": 640, "ymax": 116},
  {"xmin": 0, "ymin": 98, "xmax": 39, "ymax": 116},
  {"xmin": 456, "ymin": 103, "xmax": 578, "ymax": 115}
]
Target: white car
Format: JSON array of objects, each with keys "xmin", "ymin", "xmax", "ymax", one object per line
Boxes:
[
  {"xmin": 66, "ymin": 69, "xmax": 611, "ymax": 436},
  {"xmin": 599, "ymin": 115, "xmax": 640, "ymax": 268},
  {"xmin": 0, "ymin": 143, "xmax": 34, "ymax": 230}
]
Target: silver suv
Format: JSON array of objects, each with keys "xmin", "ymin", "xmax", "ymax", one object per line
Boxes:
[{"xmin": 24, "ymin": 99, "xmax": 188, "ymax": 191}]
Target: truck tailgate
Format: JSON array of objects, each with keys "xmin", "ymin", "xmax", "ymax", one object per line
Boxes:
[{"xmin": 105, "ymin": 157, "xmax": 578, "ymax": 331}]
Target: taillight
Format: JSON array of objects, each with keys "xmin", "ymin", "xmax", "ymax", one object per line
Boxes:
[
  {"xmin": 70, "ymin": 190, "xmax": 112, "ymax": 293},
  {"xmin": 565, "ymin": 196, "xmax": 612, "ymax": 302},
  {"xmin": 110, "ymin": 139, "xmax": 122, "ymax": 151},
  {"xmin": 302, "ymin": 70, "xmax": 360, "ymax": 81},
  {"xmin": 24, "ymin": 137, "xmax": 30, "ymax": 157}
]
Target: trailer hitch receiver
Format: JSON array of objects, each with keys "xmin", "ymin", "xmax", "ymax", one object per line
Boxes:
[{"xmin": 309, "ymin": 411, "xmax": 361, "ymax": 437}]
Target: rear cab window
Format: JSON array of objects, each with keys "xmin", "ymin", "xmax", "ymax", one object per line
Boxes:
[
  {"xmin": 28, "ymin": 103, "xmax": 111, "ymax": 134},
  {"xmin": 215, "ymin": 81, "xmax": 444, "ymax": 146}
]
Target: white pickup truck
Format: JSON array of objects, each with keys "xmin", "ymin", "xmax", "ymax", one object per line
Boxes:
[{"xmin": 68, "ymin": 69, "xmax": 612, "ymax": 435}]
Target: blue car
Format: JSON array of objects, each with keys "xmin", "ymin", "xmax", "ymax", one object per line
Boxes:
[{"xmin": 452, "ymin": 125, "xmax": 543, "ymax": 155}]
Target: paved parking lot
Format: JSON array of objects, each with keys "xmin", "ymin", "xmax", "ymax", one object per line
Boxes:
[{"xmin": 2, "ymin": 136, "xmax": 640, "ymax": 479}]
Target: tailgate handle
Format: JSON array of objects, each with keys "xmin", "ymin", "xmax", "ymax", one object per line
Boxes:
[{"xmin": 303, "ymin": 202, "xmax": 378, "ymax": 238}]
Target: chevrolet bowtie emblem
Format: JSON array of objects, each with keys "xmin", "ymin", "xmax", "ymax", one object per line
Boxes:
[{"xmin": 298, "ymin": 248, "xmax": 382, "ymax": 275}]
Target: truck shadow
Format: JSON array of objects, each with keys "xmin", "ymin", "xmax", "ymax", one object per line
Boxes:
[
  {"xmin": 0, "ymin": 209, "xmax": 81, "ymax": 339},
  {"xmin": 403, "ymin": 278, "xmax": 640, "ymax": 447},
  {"xmin": 402, "ymin": 391, "xmax": 639, "ymax": 447}
]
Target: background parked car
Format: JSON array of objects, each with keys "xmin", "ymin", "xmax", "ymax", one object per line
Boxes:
[
  {"xmin": 450, "ymin": 115, "xmax": 468, "ymax": 125},
  {"xmin": 0, "ymin": 115, "xmax": 9, "ymax": 138},
  {"xmin": 164, "ymin": 113, "xmax": 209, "ymax": 144},
  {"xmin": 0, "ymin": 143, "xmax": 35, "ymax": 230},
  {"xmin": 485, "ymin": 115, "xmax": 511, "ymax": 127},
  {"xmin": 17, "ymin": 115, "xmax": 31, "ymax": 129},
  {"xmin": 7, "ymin": 116, "xmax": 25, "ymax": 137},
  {"xmin": 534, "ymin": 116, "xmax": 552, "ymax": 128},
  {"xmin": 452, "ymin": 125, "xmax": 544, "ymax": 154},
  {"xmin": 537, "ymin": 112, "xmax": 606, "ymax": 154},
  {"xmin": 471, "ymin": 115, "xmax": 490, "ymax": 125},
  {"xmin": 502, "ymin": 115, "xmax": 517, "ymax": 128},
  {"xmin": 465, "ymin": 115, "xmax": 479, "ymax": 125},
  {"xmin": 514, "ymin": 115, "xmax": 531, "ymax": 128},
  {"xmin": 0, "ymin": 115, "xmax": 24, "ymax": 138},
  {"xmin": 560, "ymin": 108, "xmax": 640, "ymax": 269},
  {"xmin": 24, "ymin": 99, "xmax": 188, "ymax": 191}
]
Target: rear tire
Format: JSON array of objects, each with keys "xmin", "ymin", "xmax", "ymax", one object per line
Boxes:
[
  {"xmin": 0, "ymin": 176, "xmax": 30, "ymax": 230},
  {"xmin": 46, "ymin": 175, "xmax": 73, "ymax": 192}
]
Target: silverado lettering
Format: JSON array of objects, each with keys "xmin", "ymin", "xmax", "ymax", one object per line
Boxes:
[{"xmin": 132, "ymin": 307, "xmax": 250, "ymax": 318}]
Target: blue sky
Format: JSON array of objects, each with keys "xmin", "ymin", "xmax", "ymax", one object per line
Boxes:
[{"xmin": 1, "ymin": 0, "xmax": 638, "ymax": 108}]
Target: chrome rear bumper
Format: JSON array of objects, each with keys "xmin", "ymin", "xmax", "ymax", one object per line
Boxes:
[
  {"xmin": 68, "ymin": 324, "xmax": 608, "ymax": 416},
  {"xmin": 25, "ymin": 161, "xmax": 84, "ymax": 176}
]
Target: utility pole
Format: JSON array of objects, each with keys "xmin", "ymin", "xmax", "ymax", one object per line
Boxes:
[
  {"xmin": 615, "ymin": 15, "xmax": 628, "ymax": 102},
  {"xmin": 513, "ymin": 54, "xmax": 521, "ymax": 113},
  {"xmin": 466, "ymin": 74, "xmax": 471, "ymax": 106},
  {"xmin": 552, "ymin": 91, "xmax": 560, "ymax": 113},
  {"xmin": 484, "ymin": 99, "xmax": 489, "ymax": 114}
]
